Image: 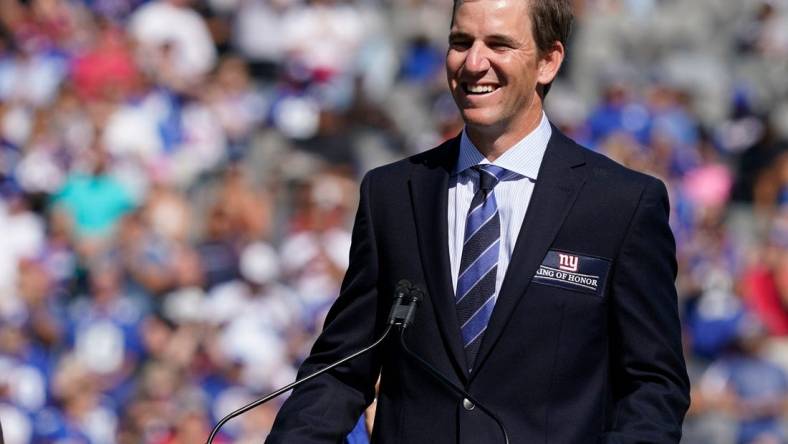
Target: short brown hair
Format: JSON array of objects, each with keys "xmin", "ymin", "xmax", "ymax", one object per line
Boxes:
[
  {"xmin": 529, "ymin": 0, "xmax": 573, "ymax": 57},
  {"xmin": 530, "ymin": 0, "xmax": 573, "ymax": 97}
]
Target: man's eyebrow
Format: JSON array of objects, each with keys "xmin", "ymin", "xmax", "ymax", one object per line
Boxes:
[
  {"xmin": 448, "ymin": 31, "xmax": 473, "ymax": 40},
  {"xmin": 486, "ymin": 34, "xmax": 520, "ymax": 46},
  {"xmin": 448, "ymin": 32, "xmax": 520, "ymax": 47}
]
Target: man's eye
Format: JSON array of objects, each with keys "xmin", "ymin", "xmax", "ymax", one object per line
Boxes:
[
  {"xmin": 450, "ymin": 40, "xmax": 471, "ymax": 50},
  {"xmin": 489, "ymin": 42, "xmax": 512, "ymax": 51}
]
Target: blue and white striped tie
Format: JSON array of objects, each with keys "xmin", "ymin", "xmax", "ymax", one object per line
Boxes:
[{"xmin": 456, "ymin": 164, "xmax": 516, "ymax": 369}]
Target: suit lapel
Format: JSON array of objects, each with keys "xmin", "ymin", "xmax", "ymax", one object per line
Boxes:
[
  {"xmin": 471, "ymin": 128, "xmax": 588, "ymax": 376},
  {"xmin": 408, "ymin": 136, "xmax": 471, "ymax": 381}
]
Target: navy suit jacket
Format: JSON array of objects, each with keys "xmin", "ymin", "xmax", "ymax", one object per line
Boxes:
[{"xmin": 267, "ymin": 128, "xmax": 690, "ymax": 443}]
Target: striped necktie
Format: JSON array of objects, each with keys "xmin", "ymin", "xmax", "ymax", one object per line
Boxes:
[{"xmin": 456, "ymin": 164, "xmax": 515, "ymax": 369}]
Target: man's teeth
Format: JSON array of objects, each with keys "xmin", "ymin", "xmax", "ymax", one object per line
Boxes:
[{"xmin": 466, "ymin": 85, "xmax": 496, "ymax": 94}]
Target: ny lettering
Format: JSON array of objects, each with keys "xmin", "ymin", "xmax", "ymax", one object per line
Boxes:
[{"xmin": 558, "ymin": 254, "xmax": 579, "ymax": 272}]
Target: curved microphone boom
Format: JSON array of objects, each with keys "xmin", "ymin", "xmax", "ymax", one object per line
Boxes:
[{"xmin": 205, "ymin": 280, "xmax": 419, "ymax": 444}]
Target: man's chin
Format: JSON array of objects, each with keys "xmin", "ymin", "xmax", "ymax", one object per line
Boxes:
[
  {"xmin": 459, "ymin": 109, "xmax": 502, "ymax": 130},
  {"xmin": 462, "ymin": 113, "xmax": 505, "ymax": 134}
]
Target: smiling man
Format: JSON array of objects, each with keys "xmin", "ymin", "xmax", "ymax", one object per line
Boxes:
[
  {"xmin": 446, "ymin": 0, "xmax": 560, "ymax": 159},
  {"xmin": 266, "ymin": 0, "xmax": 690, "ymax": 443}
]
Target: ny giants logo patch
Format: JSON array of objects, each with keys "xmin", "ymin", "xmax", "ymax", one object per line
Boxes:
[{"xmin": 533, "ymin": 250, "xmax": 611, "ymax": 296}]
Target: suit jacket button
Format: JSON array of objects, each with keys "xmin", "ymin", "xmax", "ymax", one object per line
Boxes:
[{"xmin": 462, "ymin": 398, "xmax": 475, "ymax": 411}]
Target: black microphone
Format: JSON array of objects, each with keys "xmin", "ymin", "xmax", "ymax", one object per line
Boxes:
[
  {"xmin": 205, "ymin": 280, "xmax": 417, "ymax": 444},
  {"xmin": 397, "ymin": 286, "xmax": 510, "ymax": 444},
  {"xmin": 387, "ymin": 279, "xmax": 421, "ymax": 327}
]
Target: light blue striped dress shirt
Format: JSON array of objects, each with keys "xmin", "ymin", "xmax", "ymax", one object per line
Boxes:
[{"xmin": 448, "ymin": 113, "xmax": 552, "ymax": 297}]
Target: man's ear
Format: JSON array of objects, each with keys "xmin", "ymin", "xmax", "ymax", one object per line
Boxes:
[{"xmin": 537, "ymin": 41, "xmax": 565, "ymax": 87}]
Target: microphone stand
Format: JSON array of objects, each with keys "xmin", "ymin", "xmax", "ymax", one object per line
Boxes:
[
  {"xmin": 205, "ymin": 281, "xmax": 418, "ymax": 444},
  {"xmin": 206, "ymin": 324, "xmax": 394, "ymax": 443}
]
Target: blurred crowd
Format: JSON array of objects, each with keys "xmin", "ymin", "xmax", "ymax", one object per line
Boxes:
[{"xmin": 0, "ymin": 0, "xmax": 787, "ymax": 442}]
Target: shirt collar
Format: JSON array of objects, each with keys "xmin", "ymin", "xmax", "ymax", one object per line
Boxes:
[{"xmin": 455, "ymin": 112, "xmax": 552, "ymax": 181}]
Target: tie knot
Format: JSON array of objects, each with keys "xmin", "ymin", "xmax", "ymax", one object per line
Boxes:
[{"xmin": 473, "ymin": 165, "xmax": 510, "ymax": 193}]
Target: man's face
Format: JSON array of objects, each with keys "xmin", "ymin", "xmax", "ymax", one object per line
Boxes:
[{"xmin": 446, "ymin": 0, "xmax": 544, "ymax": 133}]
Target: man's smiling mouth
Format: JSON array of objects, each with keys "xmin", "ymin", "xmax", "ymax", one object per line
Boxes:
[{"xmin": 462, "ymin": 83, "xmax": 500, "ymax": 95}]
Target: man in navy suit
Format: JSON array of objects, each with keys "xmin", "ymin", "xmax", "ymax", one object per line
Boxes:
[{"xmin": 267, "ymin": 0, "xmax": 690, "ymax": 442}]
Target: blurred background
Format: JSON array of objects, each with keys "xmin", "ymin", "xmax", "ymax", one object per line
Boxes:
[{"xmin": 0, "ymin": 0, "xmax": 787, "ymax": 442}]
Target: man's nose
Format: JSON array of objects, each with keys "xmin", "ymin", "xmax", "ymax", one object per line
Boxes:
[{"xmin": 464, "ymin": 41, "xmax": 491, "ymax": 73}]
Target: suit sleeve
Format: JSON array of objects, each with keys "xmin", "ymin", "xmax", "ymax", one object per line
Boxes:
[
  {"xmin": 266, "ymin": 173, "xmax": 384, "ymax": 443},
  {"xmin": 601, "ymin": 177, "xmax": 690, "ymax": 443}
]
